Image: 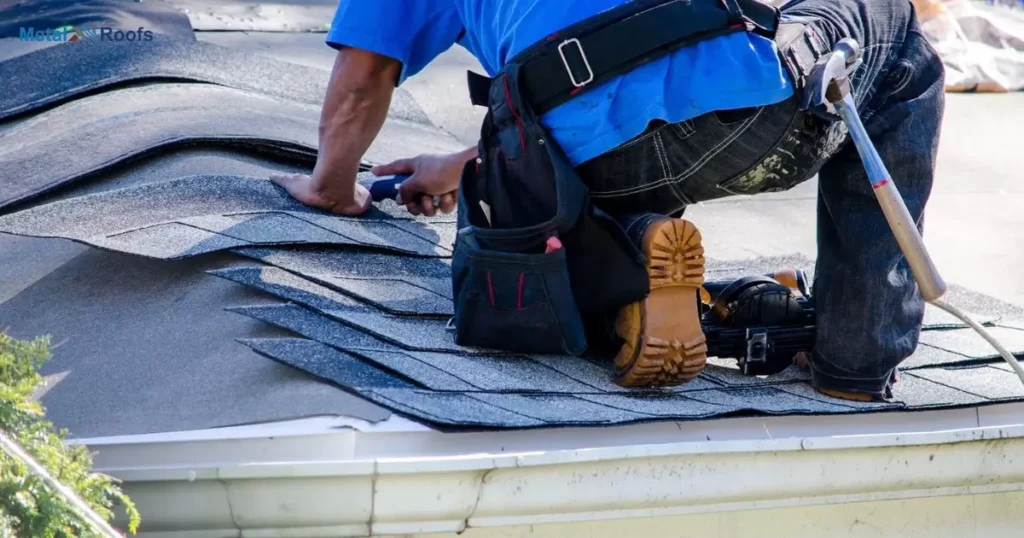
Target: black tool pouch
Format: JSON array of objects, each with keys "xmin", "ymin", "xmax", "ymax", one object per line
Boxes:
[{"xmin": 451, "ymin": 64, "xmax": 649, "ymax": 355}]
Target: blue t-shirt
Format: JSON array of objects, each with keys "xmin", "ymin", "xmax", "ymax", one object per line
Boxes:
[{"xmin": 327, "ymin": 0, "xmax": 793, "ymax": 165}]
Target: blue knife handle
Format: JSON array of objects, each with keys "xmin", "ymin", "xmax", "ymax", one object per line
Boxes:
[{"xmin": 359, "ymin": 174, "xmax": 409, "ymax": 202}]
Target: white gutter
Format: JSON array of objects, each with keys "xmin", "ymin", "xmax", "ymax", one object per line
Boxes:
[{"xmin": 93, "ymin": 418, "xmax": 1024, "ymax": 537}]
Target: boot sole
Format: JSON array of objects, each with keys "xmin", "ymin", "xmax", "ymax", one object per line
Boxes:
[{"xmin": 614, "ymin": 218, "xmax": 707, "ymax": 387}]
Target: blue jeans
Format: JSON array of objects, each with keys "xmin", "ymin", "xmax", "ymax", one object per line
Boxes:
[{"xmin": 576, "ymin": 0, "xmax": 945, "ymax": 397}]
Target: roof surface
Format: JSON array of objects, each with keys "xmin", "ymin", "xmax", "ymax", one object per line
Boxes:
[{"xmin": 1, "ymin": 4, "xmax": 1023, "ymax": 437}]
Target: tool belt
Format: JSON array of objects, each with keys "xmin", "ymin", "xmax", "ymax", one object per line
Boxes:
[{"xmin": 451, "ymin": 0, "xmax": 784, "ymax": 356}]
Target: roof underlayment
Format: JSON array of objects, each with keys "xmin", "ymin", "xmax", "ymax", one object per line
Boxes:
[{"xmin": 2, "ymin": 25, "xmax": 1024, "ymax": 438}]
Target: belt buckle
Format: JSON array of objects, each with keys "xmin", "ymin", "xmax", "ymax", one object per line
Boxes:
[{"xmin": 557, "ymin": 38, "xmax": 594, "ymax": 88}]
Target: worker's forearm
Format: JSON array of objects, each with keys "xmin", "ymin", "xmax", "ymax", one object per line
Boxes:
[{"xmin": 312, "ymin": 47, "xmax": 401, "ymax": 203}]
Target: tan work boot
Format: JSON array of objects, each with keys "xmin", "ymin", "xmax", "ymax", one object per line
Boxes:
[{"xmin": 614, "ymin": 218, "xmax": 708, "ymax": 387}]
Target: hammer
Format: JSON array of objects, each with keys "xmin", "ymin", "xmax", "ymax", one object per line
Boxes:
[
  {"xmin": 812, "ymin": 39, "xmax": 1024, "ymax": 385},
  {"xmin": 811, "ymin": 38, "xmax": 947, "ymax": 301}
]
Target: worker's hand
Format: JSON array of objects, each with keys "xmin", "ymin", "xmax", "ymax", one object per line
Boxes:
[
  {"xmin": 270, "ymin": 172, "xmax": 373, "ymax": 217},
  {"xmin": 371, "ymin": 152, "xmax": 469, "ymax": 217}
]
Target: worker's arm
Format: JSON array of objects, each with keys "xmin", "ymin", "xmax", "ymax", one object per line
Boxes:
[
  {"xmin": 371, "ymin": 147, "xmax": 478, "ymax": 216},
  {"xmin": 272, "ymin": 47, "xmax": 401, "ymax": 216}
]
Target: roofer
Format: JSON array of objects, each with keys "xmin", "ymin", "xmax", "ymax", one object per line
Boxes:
[{"xmin": 273, "ymin": 0, "xmax": 945, "ymax": 402}]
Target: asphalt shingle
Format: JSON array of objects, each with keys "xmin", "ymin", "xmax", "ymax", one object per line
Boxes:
[
  {"xmin": 229, "ymin": 302, "xmax": 602, "ymax": 393},
  {"xmin": 685, "ymin": 385, "xmax": 857, "ymax": 414},
  {"xmin": 908, "ymin": 364, "xmax": 1024, "ymax": 401},
  {"xmin": 366, "ymin": 389, "xmax": 545, "ymax": 428},
  {"xmin": 236, "ymin": 247, "xmax": 454, "ymax": 316},
  {"xmin": 0, "ymin": 84, "xmax": 317, "ymax": 209},
  {"xmin": 0, "ymin": 176, "xmax": 452, "ymax": 258},
  {"xmin": 889, "ymin": 373, "xmax": 988, "ymax": 408},
  {"xmin": 918, "ymin": 326, "xmax": 1024, "ymax": 359},
  {"xmin": 468, "ymin": 393, "xmax": 654, "ymax": 424},
  {"xmin": 0, "ymin": 37, "xmax": 428, "ymax": 123},
  {"xmin": 242, "ymin": 337, "xmax": 416, "ymax": 390}
]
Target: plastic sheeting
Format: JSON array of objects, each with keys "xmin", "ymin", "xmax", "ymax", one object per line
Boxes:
[{"xmin": 914, "ymin": 0, "xmax": 1024, "ymax": 92}]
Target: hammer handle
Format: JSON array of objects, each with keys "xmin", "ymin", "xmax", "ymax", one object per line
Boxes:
[{"xmin": 835, "ymin": 94, "xmax": 947, "ymax": 301}]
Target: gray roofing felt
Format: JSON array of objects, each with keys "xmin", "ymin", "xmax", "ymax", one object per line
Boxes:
[
  {"xmin": 0, "ymin": 237, "xmax": 390, "ymax": 437},
  {"xmin": 0, "ymin": 0, "xmax": 197, "ymax": 39},
  {"xmin": 0, "ymin": 37, "xmax": 428, "ymax": 124},
  {"xmin": 2, "ymin": 28, "xmax": 1024, "ymax": 436}
]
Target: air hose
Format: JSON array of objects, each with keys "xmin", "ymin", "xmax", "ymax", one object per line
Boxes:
[{"xmin": 929, "ymin": 299, "xmax": 1024, "ymax": 385}]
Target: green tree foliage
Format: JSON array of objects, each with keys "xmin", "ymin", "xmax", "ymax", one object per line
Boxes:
[{"xmin": 0, "ymin": 333, "xmax": 140, "ymax": 537}]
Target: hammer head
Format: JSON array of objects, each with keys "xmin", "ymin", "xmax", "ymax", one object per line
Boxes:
[
  {"xmin": 802, "ymin": 38, "xmax": 863, "ymax": 116},
  {"xmin": 834, "ymin": 38, "xmax": 861, "ymax": 66}
]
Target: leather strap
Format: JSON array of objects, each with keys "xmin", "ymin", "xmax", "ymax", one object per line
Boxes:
[{"xmin": 468, "ymin": 0, "xmax": 780, "ymax": 113}]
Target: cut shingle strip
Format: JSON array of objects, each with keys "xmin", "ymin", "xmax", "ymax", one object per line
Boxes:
[
  {"xmin": 352, "ymin": 350, "xmax": 477, "ymax": 391},
  {"xmin": 0, "ymin": 38, "xmax": 429, "ymax": 124},
  {"xmin": 376, "ymin": 351, "xmax": 595, "ymax": 393},
  {"xmin": 0, "ymin": 175, "xmax": 366, "ymax": 234},
  {"xmin": 211, "ymin": 266, "xmax": 369, "ymax": 312},
  {"xmin": 287, "ymin": 215, "xmax": 452, "ymax": 259},
  {"xmin": 212, "ymin": 263, "xmax": 453, "ymax": 321},
  {"xmin": 0, "ymin": 176, "xmax": 450, "ymax": 258},
  {"xmin": 183, "ymin": 213, "xmax": 343, "ymax": 245},
  {"xmin": 314, "ymin": 276, "xmax": 453, "ymax": 316},
  {"xmin": 240, "ymin": 337, "xmax": 416, "ymax": 390},
  {"xmin": 235, "ymin": 247, "xmax": 455, "ymax": 315},
  {"xmin": 93, "ymin": 222, "xmax": 251, "ymax": 259},
  {"xmin": 365, "ymin": 389, "xmax": 545, "ymax": 428},
  {"xmin": 241, "ymin": 336, "xmax": 473, "ymax": 392},
  {"xmin": 228, "ymin": 303, "xmax": 599, "ymax": 393},
  {"xmin": 236, "ymin": 247, "xmax": 454, "ymax": 279},
  {"xmin": 214, "ymin": 260, "xmax": 461, "ymax": 350},
  {"xmin": 229, "ymin": 304, "xmax": 392, "ymax": 351},
  {"xmin": 232, "ymin": 306, "xmax": 472, "ymax": 391}
]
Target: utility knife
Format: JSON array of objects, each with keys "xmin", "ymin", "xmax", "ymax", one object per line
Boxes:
[
  {"xmin": 358, "ymin": 174, "xmax": 451, "ymax": 211},
  {"xmin": 357, "ymin": 174, "xmax": 409, "ymax": 202}
]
